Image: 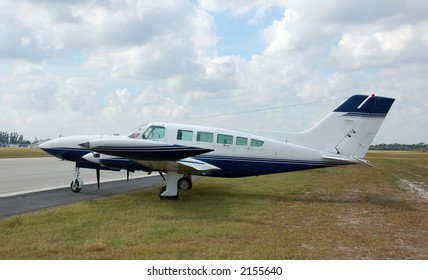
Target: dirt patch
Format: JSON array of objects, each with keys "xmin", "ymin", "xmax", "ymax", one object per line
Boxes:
[{"xmin": 398, "ymin": 179, "xmax": 428, "ymax": 201}]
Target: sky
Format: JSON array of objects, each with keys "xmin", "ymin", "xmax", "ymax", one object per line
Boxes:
[{"xmin": 0, "ymin": 0, "xmax": 427, "ymax": 144}]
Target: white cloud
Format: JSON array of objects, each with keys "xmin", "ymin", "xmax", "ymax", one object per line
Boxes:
[
  {"xmin": 85, "ymin": 36, "xmax": 196, "ymax": 80},
  {"xmin": 331, "ymin": 24, "xmax": 428, "ymax": 69},
  {"xmin": 262, "ymin": 8, "xmax": 299, "ymax": 53},
  {"xmin": 199, "ymin": 0, "xmax": 262, "ymax": 16},
  {"xmin": 78, "ymin": 1, "xmax": 217, "ymax": 81},
  {"xmin": 0, "ymin": 0, "xmax": 427, "ymax": 144}
]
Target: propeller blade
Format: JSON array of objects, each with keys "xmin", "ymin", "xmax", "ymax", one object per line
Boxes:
[{"xmin": 96, "ymin": 165, "xmax": 100, "ymax": 189}]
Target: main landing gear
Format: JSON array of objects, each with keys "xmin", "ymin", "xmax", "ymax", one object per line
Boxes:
[{"xmin": 159, "ymin": 172, "xmax": 193, "ymax": 200}]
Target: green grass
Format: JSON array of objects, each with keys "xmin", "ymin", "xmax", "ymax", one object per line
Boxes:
[
  {"xmin": 0, "ymin": 151, "xmax": 427, "ymax": 259},
  {"xmin": 0, "ymin": 148, "xmax": 51, "ymax": 158}
]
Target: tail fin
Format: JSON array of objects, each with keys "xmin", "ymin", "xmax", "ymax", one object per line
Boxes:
[{"xmin": 291, "ymin": 94, "xmax": 395, "ymax": 158}]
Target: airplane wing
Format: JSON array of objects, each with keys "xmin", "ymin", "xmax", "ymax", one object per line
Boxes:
[
  {"xmin": 84, "ymin": 138, "xmax": 213, "ymax": 161},
  {"xmin": 84, "ymin": 138, "xmax": 221, "ymax": 175}
]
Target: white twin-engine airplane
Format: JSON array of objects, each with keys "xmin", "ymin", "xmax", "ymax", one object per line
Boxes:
[{"xmin": 40, "ymin": 94, "xmax": 394, "ymax": 199}]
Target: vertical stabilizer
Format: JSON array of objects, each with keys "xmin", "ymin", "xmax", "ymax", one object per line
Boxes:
[{"xmin": 292, "ymin": 94, "xmax": 395, "ymax": 158}]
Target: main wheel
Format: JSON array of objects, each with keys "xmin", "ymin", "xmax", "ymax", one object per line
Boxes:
[
  {"xmin": 70, "ymin": 178, "xmax": 83, "ymax": 193},
  {"xmin": 178, "ymin": 177, "xmax": 192, "ymax": 190}
]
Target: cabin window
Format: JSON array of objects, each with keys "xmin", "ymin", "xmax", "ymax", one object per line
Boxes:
[
  {"xmin": 142, "ymin": 126, "xmax": 165, "ymax": 139},
  {"xmin": 177, "ymin": 130, "xmax": 193, "ymax": 141},
  {"xmin": 250, "ymin": 139, "xmax": 264, "ymax": 147},
  {"xmin": 236, "ymin": 137, "xmax": 248, "ymax": 146},
  {"xmin": 217, "ymin": 134, "xmax": 233, "ymax": 145},
  {"xmin": 196, "ymin": 131, "xmax": 214, "ymax": 142}
]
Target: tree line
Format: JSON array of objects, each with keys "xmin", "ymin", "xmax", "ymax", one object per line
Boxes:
[
  {"xmin": 0, "ymin": 131, "xmax": 32, "ymax": 146},
  {"xmin": 369, "ymin": 142, "xmax": 427, "ymax": 151}
]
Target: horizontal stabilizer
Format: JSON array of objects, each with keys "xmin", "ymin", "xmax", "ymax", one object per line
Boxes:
[
  {"xmin": 322, "ymin": 155, "xmax": 373, "ymax": 166},
  {"xmin": 351, "ymin": 155, "xmax": 374, "ymax": 167},
  {"xmin": 322, "ymin": 155, "xmax": 357, "ymax": 163}
]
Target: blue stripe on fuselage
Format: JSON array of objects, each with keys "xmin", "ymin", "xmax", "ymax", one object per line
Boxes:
[{"xmin": 195, "ymin": 155, "xmax": 349, "ymax": 177}]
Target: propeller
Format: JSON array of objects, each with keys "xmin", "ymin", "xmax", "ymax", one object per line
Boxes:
[
  {"xmin": 93, "ymin": 152, "xmax": 101, "ymax": 190},
  {"xmin": 96, "ymin": 164, "xmax": 100, "ymax": 189}
]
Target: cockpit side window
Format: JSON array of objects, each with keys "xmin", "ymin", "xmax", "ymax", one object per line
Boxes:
[
  {"xmin": 128, "ymin": 132, "xmax": 141, "ymax": 139},
  {"xmin": 142, "ymin": 126, "xmax": 165, "ymax": 139}
]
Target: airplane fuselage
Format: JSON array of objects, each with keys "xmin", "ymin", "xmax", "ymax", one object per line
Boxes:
[{"xmin": 41, "ymin": 122, "xmax": 348, "ymax": 178}]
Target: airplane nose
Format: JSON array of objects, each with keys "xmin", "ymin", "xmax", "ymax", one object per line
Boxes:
[
  {"xmin": 37, "ymin": 135, "xmax": 104, "ymax": 161},
  {"xmin": 38, "ymin": 140, "xmax": 52, "ymax": 149},
  {"xmin": 38, "ymin": 139, "xmax": 60, "ymax": 158}
]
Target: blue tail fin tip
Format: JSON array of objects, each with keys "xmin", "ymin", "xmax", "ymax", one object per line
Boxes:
[{"xmin": 334, "ymin": 94, "xmax": 395, "ymax": 115}]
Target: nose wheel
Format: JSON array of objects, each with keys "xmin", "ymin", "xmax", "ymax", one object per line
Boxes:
[
  {"xmin": 70, "ymin": 178, "xmax": 83, "ymax": 193},
  {"xmin": 70, "ymin": 167, "xmax": 83, "ymax": 193}
]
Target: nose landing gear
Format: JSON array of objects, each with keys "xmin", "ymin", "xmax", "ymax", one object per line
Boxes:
[{"xmin": 70, "ymin": 167, "xmax": 83, "ymax": 193}]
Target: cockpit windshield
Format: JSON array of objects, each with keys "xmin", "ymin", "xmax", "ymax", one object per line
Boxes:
[
  {"xmin": 142, "ymin": 126, "xmax": 165, "ymax": 139},
  {"xmin": 128, "ymin": 125, "xmax": 165, "ymax": 140}
]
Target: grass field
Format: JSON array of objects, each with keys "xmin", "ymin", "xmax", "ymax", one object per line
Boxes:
[
  {"xmin": 0, "ymin": 151, "xmax": 427, "ymax": 259},
  {"xmin": 0, "ymin": 148, "xmax": 50, "ymax": 158}
]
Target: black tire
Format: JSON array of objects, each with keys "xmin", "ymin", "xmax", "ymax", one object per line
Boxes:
[
  {"xmin": 178, "ymin": 177, "xmax": 192, "ymax": 190},
  {"xmin": 70, "ymin": 178, "xmax": 82, "ymax": 193}
]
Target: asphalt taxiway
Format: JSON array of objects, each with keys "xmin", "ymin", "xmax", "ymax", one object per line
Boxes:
[{"xmin": 0, "ymin": 158, "xmax": 164, "ymax": 219}]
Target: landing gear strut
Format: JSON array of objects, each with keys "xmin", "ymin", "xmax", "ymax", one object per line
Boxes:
[
  {"xmin": 159, "ymin": 173, "xmax": 193, "ymax": 200},
  {"xmin": 159, "ymin": 171, "xmax": 179, "ymax": 200},
  {"xmin": 70, "ymin": 167, "xmax": 83, "ymax": 193}
]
